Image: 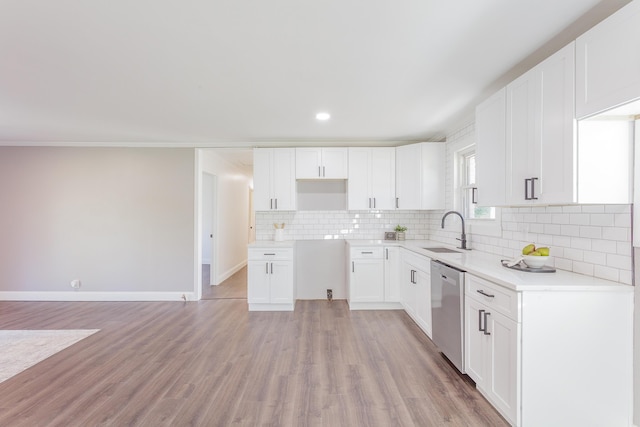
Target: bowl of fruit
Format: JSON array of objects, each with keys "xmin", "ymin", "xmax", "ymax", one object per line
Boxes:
[{"xmin": 521, "ymin": 244, "xmax": 551, "ymax": 269}]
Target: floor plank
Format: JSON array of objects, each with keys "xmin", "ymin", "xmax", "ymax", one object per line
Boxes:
[{"xmin": 0, "ymin": 299, "xmax": 509, "ymax": 426}]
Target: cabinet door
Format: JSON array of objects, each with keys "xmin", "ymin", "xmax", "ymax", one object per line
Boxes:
[
  {"xmin": 415, "ymin": 268, "xmax": 432, "ymax": 338},
  {"xmin": 475, "ymin": 88, "xmax": 506, "ymax": 206},
  {"xmin": 321, "ymin": 148, "xmax": 349, "ymax": 179},
  {"xmin": 384, "ymin": 247, "xmax": 401, "ymax": 302},
  {"xmin": 350, "ymin": 259, "xmax": 384, "ymax": 302},
  {"xmin": 395, "ymin": 144, "xmax": 422, "ymax": 210},
  {"xmin": 272, "ymin": 149, "xmax": 296, "ymax": 210},
  {"xmin": 295, "ymin": 148, "xmax": 322, "ymax": 179},
  {"xmin": 537, "ymin": 42, "xmax": 576, "ymax": 204},
  {"xmin": 248, "ymin": 260, "xmax": 270, "ymax": 303},
  {"xmin": 253, "ymin": 149, "xmax": 273, "ymax": 211},
  {"xmin": 486, "ymin": 309, "xmax": 519, "ymax": 425},
  {"xmin": 575, "ymin": 0, "xmax": 640, "ymax": 119},
  {"xmin": 401, "ymin": 261, "xmax": 417, "ymax": 316},
  {"xmin": 269, "ymin": 260, "xmax": 293, "ymax": 304},
  {"xmin": 465, "ymin": 299, "xmax": 487, "ymax": 385},
  {"xmin": 420, "ymin": 143, "xmax": 445, "ymax": 210},
  {"xmin": 348, "ymin": 148, "xmax": 371, "ymax": 210},
  {"xmin": 505, "ymin": 71, "xmax": 537, "ymax": 205},
  {"xmin": 370, "ymin": 148, "xmax": 395, "ymax": 210}
]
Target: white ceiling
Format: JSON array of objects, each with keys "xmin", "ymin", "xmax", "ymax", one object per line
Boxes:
[{"xmin": 0, "ymin": 0, "xmax": 631, "ymax": 147}]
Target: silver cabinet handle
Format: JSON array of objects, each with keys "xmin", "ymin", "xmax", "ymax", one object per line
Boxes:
[
  {"xmin": 265, "ymin": 262, "xmax": 269, "ymax": 274},
  {"xmin": 472, "ymin": 187, "xmax": 478, "ymax": 204},
  {"xmin": 477, "ymin": 289, "xmax": 495, "ymax": 298},
  {"xmin": 374, "ymin": 198, "xmax": 376, "ymax": 208},
  {"xmin": 270, "ymin": 263, "xmax": 273, "ymax": 274},
  {"xmin": 275, "ymin": 199, "xmax": 278, "ymax": 210},
  {"xmin": 263, "ymin": 253, "xmax": 276, "ymax": 256},
  {"xmin": 368, "ymin": 198, "xmax": 372, "ymax": 208},
  {"xmin": 352, "ymin": 261, "xmax": 355, "ymax": 273},
  {"xmin": 323, "ymin": 166, "xmax": 325, "ymax": 177},
  {"xmin": 483, "ymin": 311, "xmax": 491, "ymax": 335},
  {"xmin": 396, "ymin": 197, "xmax": 399, "ymax": 208},
  {"xmin": 270, "ymin": 198, "xmax": 273, "ymax": 209},
  {"xmin": 478, "ymin": 309, "xmax": 485, "ymax": 332},
  {"xmin": 385, "ymin": 248, "xmax": 388, "ymax": 260},
  {"xmin": 318, "ymin": 166, "xmax": 321, "ymax": 177},
  {"xmin": 361, "ymin": 251, "xmax": 373, "ymax": 254}
]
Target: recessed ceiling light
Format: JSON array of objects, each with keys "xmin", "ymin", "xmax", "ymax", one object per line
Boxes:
[{"xmin": 316, "ymin": 112, "xmax": 331, "ymax": 121}]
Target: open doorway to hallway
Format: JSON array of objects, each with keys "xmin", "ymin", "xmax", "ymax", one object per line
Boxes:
[{"xmin": 201, "ymin": 266, "xmax": 247, "ymax": 300}]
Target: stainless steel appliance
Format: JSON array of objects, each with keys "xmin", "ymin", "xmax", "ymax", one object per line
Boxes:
[{"xmin": 430, "ymin": 260, "xmax": 465, "ymax": 373}]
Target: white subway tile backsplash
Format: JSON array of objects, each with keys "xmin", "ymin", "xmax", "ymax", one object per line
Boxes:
[
  {"xmin": 570, "ymin": 214, "xmax": 590, "ymax": 225},
  {"xmin": 579, "ymin": 226, "xmax": 602, "ymax": 239},
  {"xmin": 602, "ymin": 227, "xmax": 630, "ymax": 241},
  {"xmin": 594, "ymin": 265, "xmax": 619, "ymax": 282},
  {"xmin": 590, "ymin": 214, "xmax": 615, "ymax": 227},
  {"xmin": 581, "ymin": 205, "xmax": 605, "ymax": 213},
  {"xmin": 607, "ymin": 254, "xmax": 632, "ymax": 270}
]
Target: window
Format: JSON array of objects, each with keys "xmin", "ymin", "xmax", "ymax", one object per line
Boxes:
[{"xmin": 458, "ymin": 146, "xmax": 495, "ymax": 220}]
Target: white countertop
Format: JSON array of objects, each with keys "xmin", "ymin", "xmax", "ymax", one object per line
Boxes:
[
  {"xmin": 250, "ymin": 239, "xmax": 632, "ymax": 292},
  {"xmin": 348, "ymin": 239, "xmax": 633, "ymax": 292}
]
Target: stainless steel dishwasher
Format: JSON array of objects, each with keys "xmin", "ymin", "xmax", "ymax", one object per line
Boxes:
[{"xmin": 430, "ymin": 260, "xmax": 465, "ymax": 373}]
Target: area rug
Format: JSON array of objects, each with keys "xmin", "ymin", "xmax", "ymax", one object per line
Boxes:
[{"xmin": 0, "ymin": 329, "xmax": 99, "ymax": 383}]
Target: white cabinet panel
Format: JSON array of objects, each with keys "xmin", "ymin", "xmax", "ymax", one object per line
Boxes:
[
  {"xmin": 384, "ymin": 247, "xmax": 401, "ymax": 302},
  {"xmin": 395, "ymin": 144, "xmax": 422, "ymax": 210},
  {"xmin": 247, "ymin": 247, "xmax": 295, "ymax": 311},
  {"xmin": 253, "ymin": 148, "xmax": 296, "ymax": 211},
  {"xmin": 400, "ymin": 249, "xmax": 431, "ymax": 338},
  {"xmin": 348, "ymin": 148, "xmax": 395, "ymax": 210},
  {"xmin": 295, "ymin": 148, "xmax": 348, "ymax": 179},
  {"xmin": 505, "ymin": 43, "xmax": 576, "ymax": 205},
  {"xmin": 395, "ymin": 143, "xmax": 445, "ymax": 210},
  {"xmin": 475, "ymin": 89, "xmax": 506, "ymax": 207},
  {"xmin": 576, "ymin": 0, "xmax": 640, "ymax": 119},
  {"xmin": 350, "ymin": 258, "xmax": 384, "ymax": 302}
]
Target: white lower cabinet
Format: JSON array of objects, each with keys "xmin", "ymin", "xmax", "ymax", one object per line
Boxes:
[
  {"xmin": 465, "ymin": 293, "xmax": 519, "ymax": 424},
  {"xmin": 465, "ymin": 273, "xmax": 633, "ymax": 427},
  {"xmin": 348, "ymin": 245, "xmax": 402, "ymax": 310},
  {"xmin": 247, "ymin": 247, "xmax": 295, "ymax": 311},
  {"xmin": 400, "ymin": 249, "xmax": 431, "ymax": 338},
  {"xmin": 383, "ymin": 246, "xmax": 401, "ymax": 302}
]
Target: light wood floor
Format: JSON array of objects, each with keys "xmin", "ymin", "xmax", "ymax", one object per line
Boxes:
[
  {"xmin": 202, "ymin": 265, "xmax": 248, "ymax": 300},
  {"xmin": 0, "ymin": 299, "xmax": 508, "ymax": 426}
]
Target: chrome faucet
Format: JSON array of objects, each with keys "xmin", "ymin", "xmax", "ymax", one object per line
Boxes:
[{"xmin": 441, "ymin": 210, "xmax": 469, "ymax": 250}]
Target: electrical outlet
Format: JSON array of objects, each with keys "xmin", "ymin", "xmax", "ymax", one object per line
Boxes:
[
  {"xmin": 70, "ymin": 279, "xmax": 81, "ymax": 289},
  {"xmin": 327, "ymin": 289, "xmax": 333, "ymax": 301}
]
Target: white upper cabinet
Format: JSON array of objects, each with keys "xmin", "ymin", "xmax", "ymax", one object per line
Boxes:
[
  {"xmin": 395, "ymin": 142, "xmax": 445, "ymax": 210},
  {"xmin": 575, "ymin": 0, "xmax": 640, "ymax": 119},
  {"xmin": 505, "ymin": 42, "xmax": 576, "ymax": 205},
  {"xmin": 475, "ymin": 88, "xmax": 506, "ymax": 207},
  {"xmin": 253, "ymin": 148, "xmax": 296, "ymax": 211},
  {"xmin": 295, "ymin": 148, "xmax": 348, "ymax": 179},
  {"xmin": 348, "ymin": 148, "xmax": 396, "ymax": 210}
]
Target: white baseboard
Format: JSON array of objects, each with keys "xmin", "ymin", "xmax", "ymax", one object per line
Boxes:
[
  {"xmin": 215, "ymin": 260, "xmax": 247, "ymax": 285},
  {"xmin": 0, "ymin": 291, "xmax": 196, "ymax": 302}
]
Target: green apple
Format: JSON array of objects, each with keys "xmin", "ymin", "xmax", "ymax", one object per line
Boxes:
[
  {"xmin": 522, "ymin": 244, "xmax": 536, "ymax": 255},
  {"xmin": 537, "ymin": 247, "xmax": 550, "ymax": 256},
  {"xmin": 529, "ymin": 250, "xmax": 542, "ymax": 256}
]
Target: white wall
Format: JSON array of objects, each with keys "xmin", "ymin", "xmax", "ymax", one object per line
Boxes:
[
  {"xmin": 200, "ymin": 149, "xmax": 252, "ymax": 284},
  {"xmin": 0, "ymin": 147, "xmax": 195, "ymax": 299}
]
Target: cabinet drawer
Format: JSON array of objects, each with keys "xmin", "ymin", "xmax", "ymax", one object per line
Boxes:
[
  {"xmin": 466, "ymin": 274, "xmax": 520, "ymax": 322},
  {"xmin": 350, "ymin": 247, "xmax": 383, "ymax": 259},
  {"xmin": 248, "ymin": 248, "xmax": 294, "ymax": 261}
]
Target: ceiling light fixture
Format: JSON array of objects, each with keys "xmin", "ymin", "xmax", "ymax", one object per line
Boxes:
[{"xmin": 316, "ymin": 112, "xmax": 331, "ymax": 121}]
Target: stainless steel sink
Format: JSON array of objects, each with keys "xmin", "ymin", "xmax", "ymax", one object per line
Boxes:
[{"xmin": 422, "ymin": 247, "xmax": 460, "ymax": 253}]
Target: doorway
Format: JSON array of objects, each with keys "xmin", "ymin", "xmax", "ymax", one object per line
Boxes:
[{"xmin": 201, "ymin": 172, "xmax": 216, "ymax": 293}]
